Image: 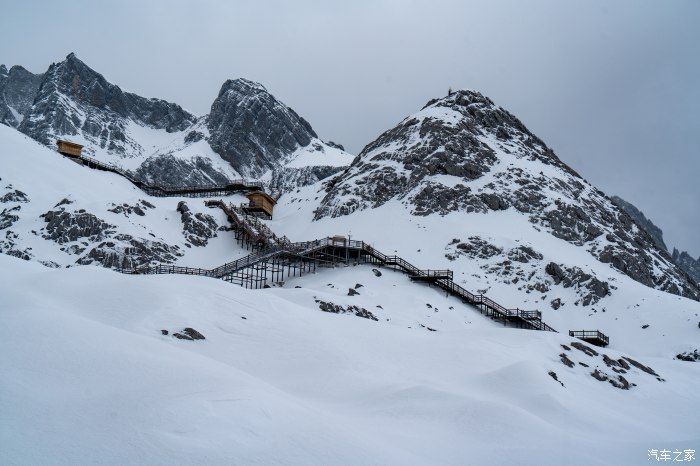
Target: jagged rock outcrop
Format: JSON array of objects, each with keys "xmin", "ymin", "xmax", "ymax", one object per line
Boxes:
[
  {"xmin": 672, "ymin": 249, "xmax": 700, "ymax": 284},
  {"xmin": 206, "ymin": 79, "xmax": 317, "ymax": 178},
  {"xmin": 18, "ymin": 53, "xmax": 195, "ymax": 152},
  {"xmin": 0, "ymin": 64, "xmax": 43, "ymax": 127},
  {"xmin": 176, "ymin": 201, "xmax": 218, "ymax": 247},
  {"xmin": 611, "ymin": 196, "xmax": 667, "ymax": 251},
  {"xmin": 77, "ymin": 234, "xmax": 182, "ymax": 269},
  {"xmin": 314, "ymin": 89, "xmax": 699, "ymax": 301}
]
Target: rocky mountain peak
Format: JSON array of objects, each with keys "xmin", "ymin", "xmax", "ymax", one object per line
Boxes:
[
  {"xmin": 0, "ymin": 64, "xmax": 8, "ymax": 77},
  {"xmin": 313, "ymin": 88, "xmax": 700, "ymax": 301},
  {"xmin": 207, "ymin": 77, "xmax": 317, "ymax": 178},
  {"xmin": 17, "ymin": 52, "xmax": 195, "ymax": 151},
  {"xmin": 220, "ymin": 77, "xmax": 269, "ymax": 95}
]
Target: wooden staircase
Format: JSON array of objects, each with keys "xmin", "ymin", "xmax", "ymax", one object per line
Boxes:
[{"xmin": 121, "ymin": 200, "xmax": 558, "ymax": 333}]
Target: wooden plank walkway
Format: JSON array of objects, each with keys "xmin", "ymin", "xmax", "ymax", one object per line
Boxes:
[
  {"xmin": 121, "ymin": 200, "xmax": 558, "ymax": 333},
  {"xmin": 62, "ymin": 156, "xmax": 559, "ymax": 334}
]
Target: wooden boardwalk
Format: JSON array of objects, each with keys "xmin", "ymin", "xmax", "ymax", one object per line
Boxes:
[{"xmin": 122, "ymin": 200, "xmax": 558, "ymax": 333}]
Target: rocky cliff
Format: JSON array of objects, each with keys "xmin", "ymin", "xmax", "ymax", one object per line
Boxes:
[{"xmin": 0, "ymin": 64, "xmax": 43, "ymax": 127}]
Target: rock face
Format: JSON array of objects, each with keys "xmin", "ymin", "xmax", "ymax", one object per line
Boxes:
[
  {"xmin": 606, "ymin": 196, "xmax": 699, "ymax": 286},
  {"xmin": 206, "ymin": 79, "xmax": 317, "ymax": 178},
  {"xmin": 19, "ymin": 53, "xmax": 195, "ymax": 151},
  {"xmin": 672, "ymin": 249, "xmax": 700, "ymax": 285},
  {"xmin": 314, "ymin": 89, "xmax": 699, "ymax": 301},
  {"xmin": 37, "ymin": 200, "xmax": 182, "ymax": 269},
  {"xmin": 0, "ymin": 65, "xmax": 43, "ymax": 127},
  {"xmin": 611, "ymin": 196, "xmax": 667, "ymax": 251},
  {"xmin": 268, "ymin": 165, "xmax": 345, "ymax": 191},
  {"xmin": 177, "ymin": 201, "xmax": 218, "ymax": 247}
]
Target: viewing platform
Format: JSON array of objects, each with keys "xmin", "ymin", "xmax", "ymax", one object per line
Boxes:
[{"xmin": 569, "ymin": 330, "xmax": 609, "ymax": 347}]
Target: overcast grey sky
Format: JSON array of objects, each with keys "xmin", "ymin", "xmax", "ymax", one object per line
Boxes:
[{"xmin": 2, "ymin": 0, "xmax": 698, "ymax": 256}]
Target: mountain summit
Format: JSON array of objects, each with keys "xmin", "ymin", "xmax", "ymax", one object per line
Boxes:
[
  {"xmin": 207, "ymin": 78, "xmax": 317, "ymax": 178},
  {"xmin": 19, "ymin": 53, "xmax": 196, "ymax": 151},
  {"xmin": 313, "ymin": 89, "xmax": 699, "ymax": 300}
]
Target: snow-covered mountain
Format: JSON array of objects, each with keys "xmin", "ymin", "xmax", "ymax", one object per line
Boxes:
[
  {"xmin": 312, "ymin": 90, "xmax": 699, "ymax": 301},
  {"xmin": 0, "ymin": 53, "xmax": 353, "ymax": 189},
  {"xmin": 1, "ymin": 81, "xmax": 699, "ymax": 465}
]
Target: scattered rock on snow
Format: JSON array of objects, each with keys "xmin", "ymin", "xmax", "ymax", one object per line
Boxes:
[{"xmin": 172, "ymin": 327, "xmax": 206, "ymax": 341}]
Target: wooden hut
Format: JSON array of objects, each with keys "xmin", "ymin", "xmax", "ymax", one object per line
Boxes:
[
  {"xmin": 242, "ymin": 191, "xmax": 277, "ymax": 219},
  {"xmin": 56, "ymin": 140, "xmax": 84, "ymax": 158}
]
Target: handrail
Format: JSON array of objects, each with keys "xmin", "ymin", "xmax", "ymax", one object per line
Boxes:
[
  {"xmin": 72, "ymin": 153, "xmax": 263, "ymax": 195},
  {"xmin": 569, "ymin": 330, "xmax": 609, "ymax": 343}
]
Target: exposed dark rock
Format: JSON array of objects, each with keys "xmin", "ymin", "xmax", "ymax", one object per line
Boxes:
[
  {"xmin": 347, "ymin": 288, "xmax": 360, "ymax": 296},
  {"xmin": 621, "ymin": 356, "xmax": 659, "ymax": 376},
  {"xmin": 77, "ymin": 234, "xmax": 182, "ymax": 269},
  {"xmin": 548, "ymin": 371, "xmax": 564, "ymax": 387},
  {"xmin": 41, "ymin": 208, "xmax": 116, "ymax": 244},
  {"xmin": 0, "ymin": 64, "xmax": 43, "ymax": 127},
  {"xmin": 372, "ymin": 268, "xmax": 382, "ymax": 277},
  {"xmin": 177, "ymin": 201, "xmax": 218, "ymax": 246},
  {"xmin": 315, "ymin": 299, "xmax": 378, "ymax": 321},
  {"xmin": 675, "ymin": 349, "xmax": 700, "ymax": 362},
  {"xmin": 672, "ymin": 248, "xmax": 700, "ymax": 286},
  {"xmin": 560, "ymin": 353, "xmax": 575, "ymax": 368},
  {"xmin": 108, "ymin": 201, "xmax": 152, "ymax": 217},
  {"xmin": 546, "ymin": 262, "xmax": 610, "ymax": 305},
  {"xmin": 134, "ymin": 154, "xmax": 235, "ymax": 189},
  {"xmin": 326, "ymin": 141, "xmax": 345, "ymax": 151},
  {"xmin": 611, "ymin": 196, "xmax": 667, "ymax": 251},
  {"xmin": 269, "ymin": 165, "xmax": 345, "ymax": 192},
  {"xmin": 173, "ymin": 327, "xmax": 205, "ymax": 341},
  {"xmin": 0, "ymin": 190, "xmax": 29, "ymax": 203},
  {"xmin": 570, "ymin": 341, "xmax": 599, "ymax": 357}
]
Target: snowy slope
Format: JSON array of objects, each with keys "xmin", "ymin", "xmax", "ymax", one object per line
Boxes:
[
  {"xmin": 1, "ymin": 254, "xmax": 698, "ymax": 465},
  {"xmin": 1, "ymin": 73, "xmax": 699, "ymax": 465},
  {"xmin": 0, "ymin": 124, "xmax": 249, "ymax": 269}
]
